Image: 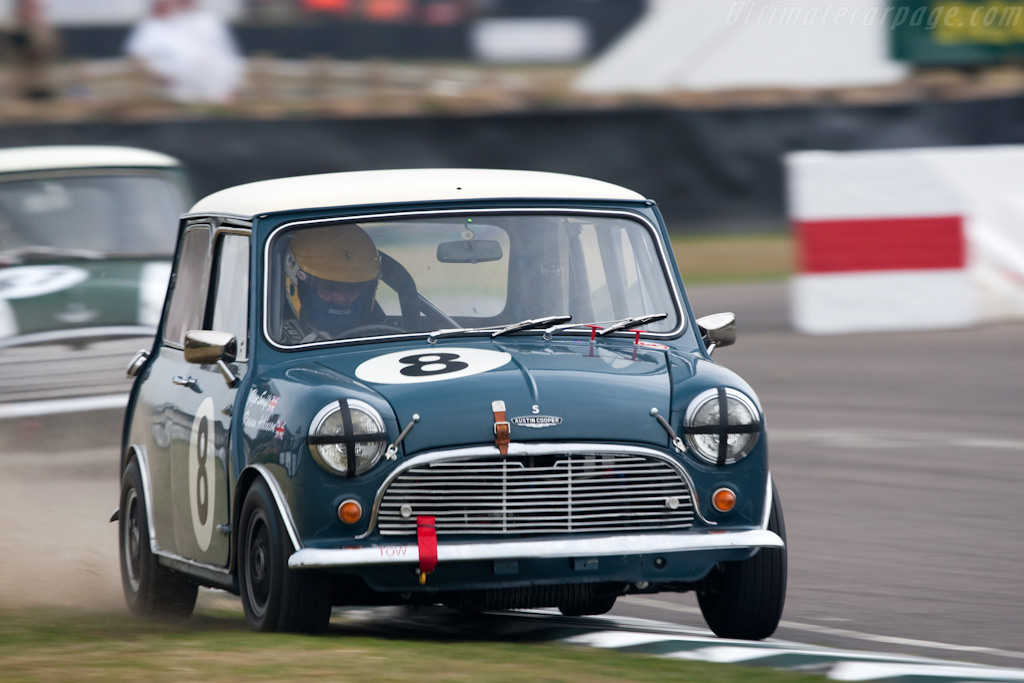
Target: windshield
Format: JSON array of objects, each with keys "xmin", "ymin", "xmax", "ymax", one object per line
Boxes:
[
  {"xmin": 265, "ymin": 211, "xmax": 680, "ymax": 346},
  {"xmin": 0, "ymin": 172, "xmax": 187, "ymax": 257}
]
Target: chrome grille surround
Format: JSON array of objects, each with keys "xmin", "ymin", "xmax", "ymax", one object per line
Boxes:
[{"xmin": 366, "ymin": 443, "xmax": 700, "ymax": 538}]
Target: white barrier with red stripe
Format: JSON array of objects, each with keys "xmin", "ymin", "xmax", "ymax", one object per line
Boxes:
[{"xmin": 787, "ymin": 147, "xmax": 1024, "ymax": 334}]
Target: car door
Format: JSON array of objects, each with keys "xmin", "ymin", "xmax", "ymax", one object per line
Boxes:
[
  {"xmin": 169, "ymin": 229, "xmax": 250, "ymax": 568},
  {"xmin": 137, "ymin": 223, "xmax": 212, "ymax": 558}
]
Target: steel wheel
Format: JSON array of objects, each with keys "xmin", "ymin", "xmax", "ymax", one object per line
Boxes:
[
  {"xmin": 243, "ymin": 507, "xmax": 273, "ymax": 623},
  {"xmin": 238, "ymin": 478, "xmax": 331, "ymax": 633},
  {"xmin": 119, "ymin": 457, "xmax": 197, "ymax": 618},
  {"xmin": 123, "ymin": 487, "xmax": 143, "ymax": 594}
]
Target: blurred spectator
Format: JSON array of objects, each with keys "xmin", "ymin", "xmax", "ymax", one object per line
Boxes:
[
  {"xmin": 125, "ymin": 0, "xmax": 245, "ymax": 104},
  {"xmin": 301, "ymin": 0, "xmax": 355, "ymax": 16},
  {"xmin": 303, "ymin": 0, "xmax": 447, "ymax": 23},
  {"xmin": 248, "ymin": 0, "xmax": 298, "ymax": 23},
  {"xmin": 420, "ymin": 0, "xmax": 473, "ymax": 26},
  {"xmin": 2, "ymin": 0, "xmax": 61, "ymax": 100},
  {"xmin": 362, "ymin": 0, "xmax": 413, "ymax": 22}
]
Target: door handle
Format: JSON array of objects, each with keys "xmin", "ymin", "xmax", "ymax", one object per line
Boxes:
[{"xmin": 172, "ymin": 375, "xmax": 197, "ymax": 388}]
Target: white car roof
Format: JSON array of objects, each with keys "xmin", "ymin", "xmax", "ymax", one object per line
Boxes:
[
  {"xmin": 189, "ymin": 169, "xmax": 647, "ymax": 218},
  {"xmin": 0, "ymin": 145, "xmax": 182, "ymax": 174}
]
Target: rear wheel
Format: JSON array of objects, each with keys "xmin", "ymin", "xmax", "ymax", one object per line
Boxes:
[
  {"xmin": 238, "ymin": 479, "xmax": 331, "ymax": 633},
  {"xmin": 697, "ymin": 481, "xmax": 787, "ymax": 640},
  {"xmin": 558, "ymin": 594, "xmax": 617, "ymax": 617},
  {"xmin": 119, "ymin": 458, "xmax": 197, "ymax": 618}
]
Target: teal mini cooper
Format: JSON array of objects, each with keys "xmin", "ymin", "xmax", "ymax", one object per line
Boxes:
[{"xmin": 118, "ymin": 169, "xmax": 786, "ymax": 639}]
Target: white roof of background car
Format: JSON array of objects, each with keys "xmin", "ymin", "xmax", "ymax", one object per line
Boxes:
[
  {"xmin": 0, "ymin": 145, "xmax": 181, "ymax": 174},
  {"xmin": 188, "ymin": 169, "xmax": 648, "ymax": 218}
]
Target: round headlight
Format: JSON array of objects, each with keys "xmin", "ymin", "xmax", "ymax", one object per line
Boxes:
[
  {"xmin": 308, "ymin": 399, "xmax": 388, "ymax": 477},
  {"xmin": 683, "ymin": 388, "xmax": 761, "ymax": 465}
]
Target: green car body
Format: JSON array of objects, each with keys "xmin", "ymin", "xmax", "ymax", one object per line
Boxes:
[
  {"xmin": 0, "ymin": 146, "xmax": 190, "ymax": 346},
  {"xmin": 119, "ymin": 169, "xmax": 786, "ymax": 639}
]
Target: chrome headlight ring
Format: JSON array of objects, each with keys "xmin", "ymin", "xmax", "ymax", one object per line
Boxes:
[
  {"xmin": 683, "ymin": 387, "xmax": 761, "ymax": 466},
  {"xmin": 308, "ymin": 399, "xmax": 388, "ymax": 477}
]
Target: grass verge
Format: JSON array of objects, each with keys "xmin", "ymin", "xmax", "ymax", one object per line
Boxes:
[
  {"xmin": 0, "ymin": 607, "xmax": 822, "ymax": 682},
  {"xmin": 670, "ymin": 231, "xmax": 793, "ymax": 283}
]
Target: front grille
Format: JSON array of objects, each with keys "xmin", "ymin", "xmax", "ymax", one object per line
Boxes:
[{"xmin": 376, "ymin": 452, "xmax": 694, "ymax": 536}]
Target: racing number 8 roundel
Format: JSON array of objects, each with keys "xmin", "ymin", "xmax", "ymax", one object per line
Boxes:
[
  {"xmin": 188, "ymin": 397, "xmax": 216, "ymax": 551},
  {"xmin": 355, "ymin": 347, "xmax": 512, "ymax": 384},
  {"xmin": 398, "ymin": 352, "xmax": 469, "ymax": 377}
]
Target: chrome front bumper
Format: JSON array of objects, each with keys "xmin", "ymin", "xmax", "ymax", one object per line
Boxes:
[{"xmin": 288, "ymin": 528, "xmax": 783, "ymax": 569}]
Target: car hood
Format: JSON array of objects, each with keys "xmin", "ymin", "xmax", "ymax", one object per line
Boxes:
[{"xmin": 314, "ymin": 338, "xmax": 691, "ymax": 455}]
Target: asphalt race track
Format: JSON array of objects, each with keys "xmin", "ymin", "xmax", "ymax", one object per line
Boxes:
[
  {"xmin": 1, "ymin": 281, "xmax": 1022, "ymax": 673},
  {"xmin": 667, "ymin": 282, "xmax": 1024, "ymax": 668}
]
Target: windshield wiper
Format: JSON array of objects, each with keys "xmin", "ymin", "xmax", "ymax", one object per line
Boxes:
[
  {"xmin": 541, "ymin": 313, "xmax": 668, "ymax": 339},
  {"xmin": 491, "ymin": 315, "xmax": 571, "ymax": 338},
  {"xmin": 428, "ymin": 315, "xmax": 574, "ymax": 341},
  {"xmin": 596, "ymin": 313, "xmax": 668, "ymax": 336},
  {"xmin": 430, "ymin": 313, "xmax": 665, "ymax": 342},
  {"xmin": 426, "ymin": 326, "xmax": 502, "ymax": 341}
]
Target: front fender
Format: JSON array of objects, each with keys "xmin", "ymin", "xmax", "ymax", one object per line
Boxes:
[{"xmin": 232, "ymin": 464, "xmax": 304, "ymax": 573}]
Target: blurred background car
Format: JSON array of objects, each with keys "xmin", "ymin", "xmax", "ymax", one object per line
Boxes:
[{"xmin": 0, "ymin": 145, "xmax": 190, "ymax": 348}]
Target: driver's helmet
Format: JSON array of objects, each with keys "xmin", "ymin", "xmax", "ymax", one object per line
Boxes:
[{"xmin": 284, "ymin": 225, "xmax": 381, "ymax": 335}]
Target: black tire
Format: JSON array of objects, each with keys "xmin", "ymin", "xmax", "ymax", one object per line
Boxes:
[
  {"xmin": 119, "ymin": 458, "xmax": 198, "ymax": 618},
  {"xmin": 697, "ymin": 481, "xmax": 787, "ymax": 640},
  {"xmin": 558, "ymin": 594, "xmax": 618, "ymax": 617},
  {"xmin": 238, "ymin": 479, "xmax": 331, "ymax": 634}
]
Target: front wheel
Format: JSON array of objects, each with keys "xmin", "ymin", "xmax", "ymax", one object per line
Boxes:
[
  {"xmin": 238, "ymin": 479, "xmax": 331, "ymax": 633},
  {"xmin": 119, "ymin": 457, "xmax": 197, "ymax": 618},
  {"xmin": 697, "ymin": 481, "xmax": 787, "ymax": 640}
]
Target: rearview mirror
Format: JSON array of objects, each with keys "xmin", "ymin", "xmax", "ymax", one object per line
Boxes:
[{"xmin": 437, "ymin": 239, "xmax": 503, "ymax": 264}]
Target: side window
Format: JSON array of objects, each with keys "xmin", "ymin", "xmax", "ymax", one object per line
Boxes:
[
  {"xmin": 210, "ymin": 233, "xmax": 250, "ymax": 359},
  {"xmin": 163, "ymin": 226, "xmax": 211, "ymax": 346}
]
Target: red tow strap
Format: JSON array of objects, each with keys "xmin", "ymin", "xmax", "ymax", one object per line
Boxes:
[{"xmin": 416, "ymin": 515, "xmax": 438, "ymax": 579}]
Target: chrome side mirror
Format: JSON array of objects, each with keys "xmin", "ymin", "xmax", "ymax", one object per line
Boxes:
[
  {"xmin": 126, "ymin": 349, "xmax": 150, "ymax": 379},
  {"xmin": 184, "ymin": 330, "xmax": 237, "ymax": 364},
  {"xmin": 184, "ymin": 330, "xmax": 239, "ymax": 387},
  {"xmin": 696, "ymin": 312, "xmax": 736, "ymax": 356}
]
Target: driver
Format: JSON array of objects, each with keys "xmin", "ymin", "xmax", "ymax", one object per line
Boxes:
[{"xmin": 282, "ymin": 224, "xmax": 385, "ymax": 342}]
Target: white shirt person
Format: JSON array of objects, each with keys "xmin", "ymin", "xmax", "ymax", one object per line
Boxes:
[{"xmin": 125, "ymin": 0, "xmax": 245, "ymax": 104}]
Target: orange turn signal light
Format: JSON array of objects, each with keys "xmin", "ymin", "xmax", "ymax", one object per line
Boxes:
[
  {"xmin": 338, "ymin": 499, "xmax": 363, "ymax": 524},
  {"xmin": 712, "ymin": 488, "xmax": 737, "ymax": 513}
]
